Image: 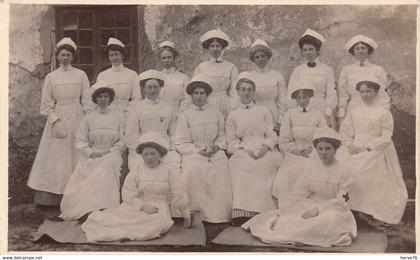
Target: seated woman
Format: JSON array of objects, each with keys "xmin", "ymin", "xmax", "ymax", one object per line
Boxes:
[
  {"xmin": 243, "ymin": 126, "xmax": 357, "ymax": 247},
  {"xmin": 272, "ymin": 83, "xmax": 326, "ymax": 208},
  {"xmin": 60, "ymin": 83, "xmax": 125, "ymax": 221},
  {"xmin": 175, "ymin": 74, "xmax": 233, "ymax": 223},
  {"xmin": 338, "ymin": 79, "xmax": 408, "ymax": 226},
  {"xmin": 125, "ymin": 70, "xmax": 179, "ymax": 174},
  {"xmin": 226, "ymin": 75, "xmax": 280, "ymax": 226},
  {"xmin": 81, "ymin": 132, "xmax": 191, "ymax": 242}
]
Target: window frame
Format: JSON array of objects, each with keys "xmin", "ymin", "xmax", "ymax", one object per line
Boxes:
[{"xmin": 54, "ymin": 5, "xmax": 139, "ymax": 83}]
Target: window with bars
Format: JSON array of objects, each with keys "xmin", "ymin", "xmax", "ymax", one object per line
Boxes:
[{"xmin": 55, "ymin": 5, "xmax": 139, "ymax": 83}]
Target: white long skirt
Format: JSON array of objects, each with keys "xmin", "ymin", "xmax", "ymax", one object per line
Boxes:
[
  {"xmin": 181, "ymin": 150, "xmax": 232, "ymax": 223},
  {"xmin": 337, "ymin": 143, "xmax": 408, "ymax": 224},
  {"xmin": 229, "ymin": 150, "xmax": 280, "ymax": 213},
  {"xmin": 242, "ymin": 199, "xmax": 357, "ymax": 247},
  {"xmin": 60, "ymin": 151, "xmax": 122, "ymax": 221},
  {"xmin": 28, "ymin": 103, "xmax": 83, "ymax": 196},
  {"xmin": 272, "ymin": 152, "xmax": 315, "ymax": 209},
  {"xmin": 81, "ymin": 202, "xmax": 173, "ymax": 242}
]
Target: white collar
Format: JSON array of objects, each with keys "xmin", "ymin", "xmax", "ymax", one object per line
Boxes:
[
  {"xmin": 111, "ymin": 63, "xmax": 125, "ymax": 72},
  {"xmin": 162, "ymin": 67, "xmax": 177, "ymax": 74},
  {"xmin": 239, "ymin": 101, "xmax": 255, "ymax": 109},
  {"xmin": 191, "ymin": 103, "xmax": 208, "ymax": 111},
  {"xmin": 354, "ymin": 58, "xmax": 370, "ymax": 66},
  {"xmin": 97, "ymin": 106, "xmax": 111, "ymax": 114},
  {"xmin": 60, "ymin": 64, "xmax": 73, "ymax": 71},
  {"xmin": 145, "ymin": 97, "xmax": 160, "ymax": 105}
]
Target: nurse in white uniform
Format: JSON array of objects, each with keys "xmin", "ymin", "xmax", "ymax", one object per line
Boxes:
[
  {"xmin": 157, "ymin": 41, "xmax": 189, "ymax": 117},
  {"xmin": 27, "ymin": 37, "xmax": 91, "ymax": 208},
  {"xmin": 337, "ymin": 35, "xmax": 389, "ymax": 128},
  {"xmin": 189, "ymin": 29, "xmax": 239, "ymax": 117},
  {"xmin": 175, "ymin": 74, "xmax": 233, "ymax": 223},
  {"xmin": 287, "ymin": 29, "xmax": 337, "ymax": 128},
  {"xmin": 232, "ymin": 39, "xmax": 287, "ymax": 134},
  {"xmin": 95, "ymin": 37, "xmax": 140, "ymax": 113}
]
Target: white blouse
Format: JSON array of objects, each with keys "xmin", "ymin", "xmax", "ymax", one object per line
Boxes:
[
  {"xmin": 233, "ymin": 67, "xmax": 287, "ymax": 124},
  {"xmin": 160, "ymin": 68, "xmax": 189, "ymax": 111},
  {"xmin": 96, "ymin": 64, "xmax": 140, "ymax": 112},
  {"xmin": 339, "ymin": 104, "xmax": 393, "ymax": 151},
  {"xmin": 76, "ymin": 108, "xmax": 125, "ymax": 157},
  {"xmin": 194, "ymin": 58, "xmax": 239, "ymax": 97},
  {"xmin": 41, "ymin": 65, "xmax": 91, "ymax": 123},
  {"xmin": 226, "ymin": 102, "xmax": 277, "ymax": 153},
  {"xmin": 174, "ymin": 104, "xmax": 227, "ymax": 154},
  {"xmin": 125, "ymin": 98, "xmax": 176, "ymax": 149},
  {"xmin": 279, "ymin": 106, "xmax": 327, "ymax": 152},
  {"xmin": 287, "ymin": 58, "xmax": 337, "ymax": 117},
  {"xmin": 337, "ymin": 60, "xmax": 389, "ymax": 117}
]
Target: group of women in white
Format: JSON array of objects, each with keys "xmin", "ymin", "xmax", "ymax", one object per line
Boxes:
[{"xmin": 27, "ymin": 27, "xmax": 408, "ymax": 247}]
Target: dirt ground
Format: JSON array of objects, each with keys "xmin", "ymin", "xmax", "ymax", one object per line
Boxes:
[{"xmin": 7, "ymin": 107, "xmax": 416, "ymax": 253}]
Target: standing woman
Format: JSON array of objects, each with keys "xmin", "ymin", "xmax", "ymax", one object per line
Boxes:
[
  {"xmin": 27, "ymin": 37, "xmax": 91, "ymax": 207},
  {"xmin": 192, "ymin": 29, "xmax": 239, "ymax": 118},
  {"xmin": 232, "ymin": 40, "xmax": 287, "ymax": 133},
  {"xmin": 175, "ymin": 74, "xmax": 233, "ymax": 223},
  {"xmin": 287, "ymin": 29, "xmax": 337, "ymax": 128},
  {"xmin": 96, "ymin": 37, "xmax": 140, "ymax": 113},
  {"xmin": 338, "ymin": 79, "xmax": 407, "ymax": 226},
  {"xmin": 226, "ymin": 76, "xmax": 280, "ymax": 226},
  {"xmin": 157, "ymin": 41, "xmax": 190, "ymax": 117},
  {"xmin": 60, "ymin": 83, "xmax": 125, "ymax": 221},
  {"xmin": 337, "ymin": 35, "xmax": 389, "ymax": 127},
  {"xmin": 125, "ymin": 70, "xmax": 179, "ymax": 174}
]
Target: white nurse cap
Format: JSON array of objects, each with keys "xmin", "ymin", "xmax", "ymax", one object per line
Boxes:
[
  {"xmin": 107, "ymin": 37, "xmax": 125, "ymax": 48},
  {"xmin": 251, "ymin": 39, "xmax": 269, "ymax": 48},
  {"xmin": 345, "ymin": 35, "xmax": 378, "ymax": 50},
  {"xmin": 136, "ymin": 132, "xmax": 170, "ymax": 153},
  {"xmin": 56, "ymin": 37, "xmax": 77, "ymax": 51},
  {"xmin": 159, "ymin": 41, "xmax": 175, "ymax": 49},
  {"xmin": 301, "ymin": 29, "xmax": 325, "ymax": 43},
  {"xmin": 199, "ymin": 29, "xmax": 230, "ymax": 46},
  {"xmin": 288, "ymin": 81, "xmax": 315, "ymax": 99},
  {"xmin": 312, "ymin": 126, "xmax": 342, "ymax": 143},
  {"xmin": 139, "ymin": 69, "xmax": 165, "ymax": 85}
]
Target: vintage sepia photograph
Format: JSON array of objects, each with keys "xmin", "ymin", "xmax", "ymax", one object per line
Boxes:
[{"xmin": 7, "ymin": 3, "xmax": 417, "ymax": 254}]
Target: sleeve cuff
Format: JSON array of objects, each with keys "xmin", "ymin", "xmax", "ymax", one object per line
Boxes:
[{"xmin": 47, "ymin": 113, "xmax": 60, "ymax": 124}]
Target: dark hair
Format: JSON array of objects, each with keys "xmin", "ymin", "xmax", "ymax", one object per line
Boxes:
[
  {"xmin": 236, "ymin": 78, "xmax": 256, "ymax": 91},
  {"xmin": 313, "ymin": 137, "xmax": 341, "ymax": 150},
  {"xmin": 349, "ymin": 41, "xmax": 374, "ymax": 55},
  {"xmin": 291, "ymin": 89, "xmax": 314, "ymax": 99},
  {"xmin": 249, "ymin": 45, "xmax": 272, "ymax": 62},
  {"xmin": 55, "ymin": 44, "xmax": 76, "ymax": 58},
  {"xmin": 91, "ymin": 87, "xmax": 115, "ymax": 104},
  {"xmin": 136, "ymin": 142, "xmax": 168, "ymax": 157},
  {"xmin": 356, "ymin": 80, "xmax": 380, "ymax": 92},
  {"xmin": 186, "ymin": 81, "xmax": 212, "ymax": 96},
  {"xmin": 298, "ymin": 35, "xmax": 322, "ymax": 51},
  {"xmin": 107, "ymin": 44, "xmax": 127, "ymax": 57},
  {"xmin": 140, "ymin": 78, "xmax": 165, "ymax": 88},
  {"xmin": 158, "ymin": 46, "xmax": 179, "ymax": 58},
  {"xmin": 202, "ymin": 38, "xmax": 228, "ymax": 49}
]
